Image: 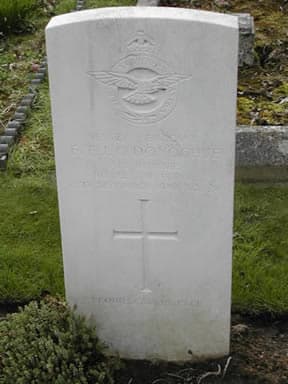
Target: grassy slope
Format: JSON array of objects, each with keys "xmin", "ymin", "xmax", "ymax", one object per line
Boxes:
[
  {"xmin": 0, "ymin": 0, "xmax": 76, "ymax": 133},
  {"xmin": 0, "ymin": 84, "xmax": 64, "ymax": 303},
  {"xmin": 0, "ymin": 0, "xmax": 287, "ymax": 315}
]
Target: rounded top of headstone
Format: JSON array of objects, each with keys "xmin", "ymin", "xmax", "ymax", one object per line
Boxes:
[{"xmin": 46, "ymin": 7, "xmax": 238, "ymax": 31}]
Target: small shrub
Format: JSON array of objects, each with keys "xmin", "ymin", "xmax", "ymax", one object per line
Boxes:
[
  {"xmin": 0, "ymin": 0, "xmax": 38, "ymax": 34},
  {"xmin": 0, "ymin": 297, "xmax": 119, "ymax": 383}
]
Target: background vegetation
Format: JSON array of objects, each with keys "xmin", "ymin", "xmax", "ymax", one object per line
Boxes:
[
  {"xmin": 0, "ymin": 0, "xmax": 76, "ymax": 134},
  {"xmin": 0, "ymin": 0, "xmax": 38, "ymax": 34}
]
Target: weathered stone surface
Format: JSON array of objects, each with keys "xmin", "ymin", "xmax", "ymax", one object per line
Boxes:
[
  {"xmin": 236, "ymin": 126, "xmax": 288, "ymax": 167},
  {"xmin": 0, "ymin": 136, "xmax": 14, "ymax": 145},
  {"xmin": 34, "ymin": 73, "xmax": 45, "ymax": 80},
  {"xmin": 0, "ymin": 154, "xmax": 8, "ymax": 170},
  {"xmin": 23, "ymin": 93, "xmax": 36, "ymax": 101},
  {"xmin": 16, "ymin": 106, "xmax": 28, "ymax": 113},
  {"xmin": 7, "ymin": 121, "xmax": 22, "ymax": 129},
  {"xmin": 4, "ymin": 128, "xmax": 18, "ymax": 136},
  {"xmin": 0, "ymin": 144, "xmax": 8, "ymax": 154},
  {"xmin": 38, "ymin": 67, "xmax": 47, "ymax": 74},
  {"xmin": 232, "ymin": 13, "xmax": 254, "ymax": 66},
  {"xmin": 20, "ymin": 99, "xmax": 33, "ymax": 107},
  {"xmin": 31, "ymin": 79, "xmax": 42, "ymax": 85},
  {"xmin": 14, "ymin": 112, "xmax": 26, "ymax": 121},
  {"xmin": 46, "ymin": 7, "xmax": 238, "ymax": 361}
]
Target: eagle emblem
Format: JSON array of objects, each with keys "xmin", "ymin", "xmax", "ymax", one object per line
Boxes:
[
  {"xmin": 88, "ymin": 71, "xmax": 189, "ymax": 106},
  {"xmin": 88, "ymin": 31, "xmax": 191, "ymax": 124}
]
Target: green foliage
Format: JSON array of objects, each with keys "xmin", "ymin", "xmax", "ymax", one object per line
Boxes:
[
  {"xmin": 0, "ymin": 0, "xmax": 38, "ymax": 34},
  {"xmin": 0, "ymin": 298, "xmax": 119, "ymax": 383}
]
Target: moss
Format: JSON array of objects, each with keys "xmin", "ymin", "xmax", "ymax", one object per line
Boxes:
[
  {"xmin": 229, "ymin": 0, "xmax": 288, "ymax": 125},
  {"xmin": 273, "ymin": 82, "xmax": 288, "ymax": 98},
  {"xmin": 237, "ymin": 97, "xmax": 255, "ymax": 124},
  {"xmin": 257, "ymin": 101, "xmax": 287, "ymax": 125}
]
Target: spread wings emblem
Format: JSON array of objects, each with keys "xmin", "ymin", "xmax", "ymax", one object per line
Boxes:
[{"xmin": 88, "ymin": 71, "xmax": 189, "ymax": 105}]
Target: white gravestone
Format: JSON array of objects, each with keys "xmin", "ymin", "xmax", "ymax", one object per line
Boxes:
[{"xmin": 46, "ymin": 7, "xmax": 238, "ymax": 361}]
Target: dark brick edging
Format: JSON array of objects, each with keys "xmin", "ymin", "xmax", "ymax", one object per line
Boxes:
[{"xmin": 0, "ymin": 0, "xmax": 86, "ymax": 171}]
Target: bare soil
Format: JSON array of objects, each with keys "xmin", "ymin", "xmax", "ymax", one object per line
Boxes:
[{"xmin": 116, "ymin": 314, "xmax": 288, "ymax": 384}]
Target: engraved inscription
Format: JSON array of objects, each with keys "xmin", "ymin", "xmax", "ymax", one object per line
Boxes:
[
  {"xmin": 73, "ymin": 142, "xmax": 224, "ymax": 158},
  {"xmin": 70, "ymin": 140, "xmax": 223, "ymax": 193},
  {"xmin": 89, "ymin": 296, "xmax": 200, "ymax": 306},
  {"xmin": 113, "ymin": 199, "xmax": 178, "ymax": 293},
  {"xmin": 88, "ymin": 31, "xmax": 191, "ymax": 124}
]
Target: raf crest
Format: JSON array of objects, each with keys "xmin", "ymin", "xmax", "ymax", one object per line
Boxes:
[{"xmin": 88, "ymin": 31, "xmax": 191, "ymax": 124}]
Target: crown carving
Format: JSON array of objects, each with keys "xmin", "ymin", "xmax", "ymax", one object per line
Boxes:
[{"xmin": 127, "ymin": 31, "xmax": 156, "ymax": 54}]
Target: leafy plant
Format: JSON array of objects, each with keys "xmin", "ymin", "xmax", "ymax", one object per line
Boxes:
[
  {"xmin": 0, "ymin": 0, "xmax": 38, "ymax": 34},
  {"xmin": 0, "ymin": 297, "xmax": 119, "ymax": 383}
]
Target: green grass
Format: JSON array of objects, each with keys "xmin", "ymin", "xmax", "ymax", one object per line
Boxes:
[
  {"xmin": 233, "ymin": 184, "xmax": 288, "ymax": 315},
  {"xmin": 0, "ymin": 176, "xmax": 63, "ymax": 303},
  {"xmin": 0, "ymin": 82, "xmax": 63, "ymax": 304}
]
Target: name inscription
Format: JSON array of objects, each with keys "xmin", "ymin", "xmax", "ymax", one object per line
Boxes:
[
  {"xmin": 72, "ymin": 143, "xmax": 223, "ymax": 159},
  {"xmin": 69, "ymin": 134, "xmax": 226, "ymax": 192}
]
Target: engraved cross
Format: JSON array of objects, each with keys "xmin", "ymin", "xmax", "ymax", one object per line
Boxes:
[{"xmin": 113, "ymin": 199, "xmax": 178, "ymax": 293}]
